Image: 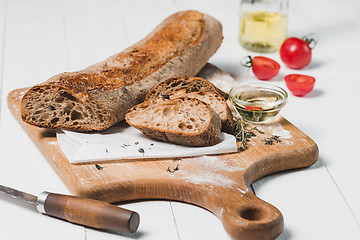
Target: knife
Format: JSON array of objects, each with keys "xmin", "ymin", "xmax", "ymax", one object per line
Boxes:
[{"xmin": 0, "ymin": 185, "xmax": 140, "ymax": 233}]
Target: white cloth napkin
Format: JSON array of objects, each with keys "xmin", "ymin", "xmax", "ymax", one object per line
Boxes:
[{"xmin": 57, "ymin": 122, "xmax": 238, "ymax": 163}]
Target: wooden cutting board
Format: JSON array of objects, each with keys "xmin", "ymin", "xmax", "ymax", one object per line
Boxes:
[{"xmin": 8, "ymin": 86, "xmax": 318, "ymax": 240}]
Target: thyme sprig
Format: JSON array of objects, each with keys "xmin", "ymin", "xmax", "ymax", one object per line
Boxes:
[
  {"xmin": 234, "ymin": 117, "xmax": 256, "ymax": 151},
  {"xmin": 233, "ymin": 117, "xmax": 281, "ymax": 151}
]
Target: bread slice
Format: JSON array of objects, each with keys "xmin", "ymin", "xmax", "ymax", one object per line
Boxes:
[
  {"xmin": 21, "ymin": 10, "xmax": 223, "ymax": 131},
  {"xmin": 125, "ymin": 97, "xmax": 222, "ymax": 147},
  {"xmin": 170, "ymin": 90, "xmax": 234, "ymax": 134},
  {"xmin": 144, "ymin": 76, "xmax": 229, "ymax": 101}
]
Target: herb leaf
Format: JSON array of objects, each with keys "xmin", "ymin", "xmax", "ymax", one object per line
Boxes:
[
  {"xmin": 167, "ymin": 164, "xmax": 179, "ymax": 173},
  {"xmin": 95, "ymin": 164, "xmax": 103, "ymax": 170},
  {"xmin": 265, "ymin": 135, "xmax": 281, "ymax": 145},
  {"xmin": 138, "ymin": 148, "xmax": 145, "ymax": 155}
]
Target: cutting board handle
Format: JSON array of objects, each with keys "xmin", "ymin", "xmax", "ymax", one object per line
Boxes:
[{"xmin": 220, "ymin": 191, "xmax": 283, "ymax": 240}]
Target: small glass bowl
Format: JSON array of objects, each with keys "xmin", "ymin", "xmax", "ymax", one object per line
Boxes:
[{"xmin": 229, "ymin": 82, "xmax": 288, "ymax": 123}]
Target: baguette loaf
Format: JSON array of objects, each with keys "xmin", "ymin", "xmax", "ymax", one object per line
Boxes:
[
  {"xmin": 125, "ymin": 97, "xmax": 222, "ymax": 147},
  {"xmin": 21, "ymin": 10, "xmax": 223, "ymax": 131},
  {"xmin": 169, "ymin": 90, "xmax": 234, "ymax": 134},
  {"xmin": 145, "ymin": 76, "xmax": 228, "ymax": 101}
]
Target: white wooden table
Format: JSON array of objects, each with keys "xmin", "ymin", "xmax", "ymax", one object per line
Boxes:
[{"xmin": 1, "ymin": 0, "xmax": 360, "ymax": 239}]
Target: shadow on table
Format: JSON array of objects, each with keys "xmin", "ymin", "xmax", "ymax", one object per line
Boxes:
[
  {"xmin": 304, "ymin": 60, "xmax": 323, "ymax": 70},
  {"xmin": 87, "ymin": 227, "xmax": 147, "ymax": 239},
  {"xmin": 305, "ymin": 89, "xmax": 324, "ymax": 98},
  {"xmin": 276, "ymin": 227, "xmax": 292, "ymax": 240}
]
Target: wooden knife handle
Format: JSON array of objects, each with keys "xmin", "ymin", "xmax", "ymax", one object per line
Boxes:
[{"xmin": 36, "ymin": 192, "xmax": 140, "ymax": 233}]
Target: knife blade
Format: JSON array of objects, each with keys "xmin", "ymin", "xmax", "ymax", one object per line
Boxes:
[{"xmin": 0, "ymin": 185, "xmax": 139, "ymax": 233}]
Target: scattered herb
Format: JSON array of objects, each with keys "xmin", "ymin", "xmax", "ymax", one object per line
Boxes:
[
  {"xmin": 265, "ymin": 135, "xmax": 281, "ymax": 145},
  {"xmin": 233, "ymin": 117, "xmax": 281, "ymax": 151},
  {"xmin": 95, "ymin": 164, "xmax": 103, "ymax": 170},
  {"xmin": 234, "ymin": 117, "xmax": 256, "ymax": 151},
  {"xmin": 138, "ymin": 148, "xmax": 145, "ymax": 155},
  {"xmin": 167, "ymin": 164, "xmax": 179, "ymax": 173},
  {"xmin": 105, "ymin": 149, "xmax": 109, "ymax": 153},
  {"xmin": 252, "ymin": 127, "xmax": 265, "ymax": 134},
  {"xmin": 173, "ymin": 158, "xmax": 181, "ymax": 162},
  {"xmin": 135, "ymin": 142, "xmax": 139, "ymax": 145},
  {"xmin": 121, "ymin": 144, "xmax": 130, "ymax": 148},
  {"xmin": 150, "ymin": 143, "xmax": 154, "ymax": 146}
]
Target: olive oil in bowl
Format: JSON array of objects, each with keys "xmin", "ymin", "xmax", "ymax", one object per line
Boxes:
[{"xmin": 229, "ymin": 83, "xmax": 288, "ymax": 123}]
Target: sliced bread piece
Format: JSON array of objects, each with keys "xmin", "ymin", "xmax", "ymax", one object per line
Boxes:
[
  {"xmin": 170, "ymin": 90, "xmax": 234, "ymax": 134},
  {"xmin": 144, "ymin": 76, "xmax": 229, "ymax": 101},
  {"xmin": 125, "ymin": 97, "xmax": 222, "ymax": 147}
]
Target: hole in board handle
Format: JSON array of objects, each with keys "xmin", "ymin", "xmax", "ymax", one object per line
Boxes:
[{"xmin": 238, "ymin": 206, "xmax": 270, "ymax": 221}]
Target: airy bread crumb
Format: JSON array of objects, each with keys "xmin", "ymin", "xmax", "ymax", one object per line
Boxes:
[{"xmin": 125, "ymin": 97, "xmax": 222, "ymax": 147}]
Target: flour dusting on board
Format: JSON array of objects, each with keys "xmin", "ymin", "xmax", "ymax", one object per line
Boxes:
[
  {"xmin": 196, "ymin": 63, "xmax": 238, "ymax": 93},
  {"xmin": 267, "ymin": 123, "xmax": 293, "ymax": 145},
  {"xmin": 176, "ymin": 155, "xmax": 243, "ymax": 187},
  {"xmin": 188, "ymin": 155, "xmax": 240, "ymax": 172}
]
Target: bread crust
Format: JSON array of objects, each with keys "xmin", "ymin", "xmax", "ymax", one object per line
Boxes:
[
  {"xmin": 145, "ymin": 76, "xmax": 229, "ymax": 101},
  {"xmin": 21, "ymin": 10, "xmax": 223, "ymax": 131}
]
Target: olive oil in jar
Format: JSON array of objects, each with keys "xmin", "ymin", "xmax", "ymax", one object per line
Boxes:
[
  {"xmin": 239, "ymin": 11, "xmax": 287, "ymax": 53},
  {"xmin": 230, "ymin": 88, "xmax": 287, "ymax": 123}
]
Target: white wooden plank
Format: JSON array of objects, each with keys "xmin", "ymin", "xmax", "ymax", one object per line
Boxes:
[
  {"xmin": 118, "ymin": 0, "xmax": 177, "ymax": 45},
  {"xmin": 62, "ymin": 0, "xmax": 130, "ymax": 71},
  {"xmin": 253, "ymin": 160, "xmax": 360, "ymax": 240},
  {"xmin": 0, "ymin": 0, "xmax": 84, "ymax": 239},
  {"xmin": 286, "ymin": 0, "xmax": 360, "ymax": 226},
  {"xmin": 0, "ymin": 0, "xmax": 6, "ymax": 122},
  {"xmin": 170, "ymin": 202, "xmax": 231, "ymax": 240}
]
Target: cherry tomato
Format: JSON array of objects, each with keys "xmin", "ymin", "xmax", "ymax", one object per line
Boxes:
[
  {"xmin": 280, "ymin": 37, "xmax": 313, "ymax": 69},
  {"xmin": 284, "ymin": 74, "xmax": 315, "ymax": 96},
  {"xmin": 250, "ymin": 56, "xmax": 281, "ymax": 80}
]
